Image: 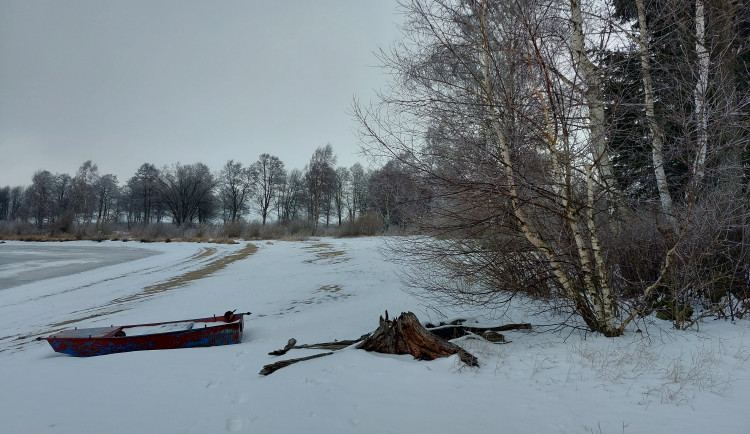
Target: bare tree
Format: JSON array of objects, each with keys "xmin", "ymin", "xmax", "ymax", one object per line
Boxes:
[
  {"xmin": 71, "ymin": 160, "xmax": 100, "ymax": 225},
  {"xmin": 305, "ymin": 145, "xmax": 337, "ymax": 232},
  {"xmin": 368, "ymin": 159, "xmax": 427, "ymax": 229},
  {"xmin": 250, "ymin": 154, "xmax": 285, "ymax": 225},
  {"xmin": 349, "ymin": 163, "xmax": 370, "ymax": 220},
  {"xmin": 157, "ymin": 163, "xmax": 216, "ymax": 227},
  {"xmin": 0, "ymin": 186, "xmax": 9, "ymax": 221},
  {"xmin": 357, "ymin": 0, "xmax": 750, "ymax": 334},
  {"xmin": 632, "ymin": 0, "xmax": 677, "ymax": 229},
  {"xmin": 30, "ymin": 170, "xmax": 55, "ymax": 228},
  {"xmin": 277, "ymin": 168, "xmax": 305, "ymax": 221},
  {"xmin": 126, "ymin": 163, "xmax": 162, "ymax": 226},
  {"xmin": 218, "ymin": 160, "xmax": 253, "ymax": 223},
  {"xmin": 94, "ymin": 174, "xmax": 120, "ymax": 226},
  {"xmin": 8, "ymin": 186, "xmax": 25, "ymax": 222},
  {"xmin": 333, "ymin": 166, "xmax": 350, "ymax": 226}
]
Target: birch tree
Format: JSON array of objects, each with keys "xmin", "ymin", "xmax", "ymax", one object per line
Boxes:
[
  {"xmin": 357, "ymin": 0, "xmax": 629, "ymax": 335},
  {"xmin": 360, "ymin": 0, "xmax": 750, "ymax": 334},
  {"xmin": 691, "ymin": 0, "xmax": 709, "ymax": 185},
  {"xmin": 634, "ymin": 0, "xmax": 676, "ymax": 229}
]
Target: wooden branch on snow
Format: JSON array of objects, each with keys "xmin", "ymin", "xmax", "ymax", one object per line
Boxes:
[
  {"xmin": 268, "ymin": 334, "xmax": 371, "ymax": 356},
  {"xmin": 268, "ymin": 338, "xmax": 297, "ymax": 356},
  {"xmin": 259, "ymin": 352, "xmax": 333, "ymax": 376},
  {"xmin": 293, "ymin": 334, "xmax": 371, "ymax": 351}
]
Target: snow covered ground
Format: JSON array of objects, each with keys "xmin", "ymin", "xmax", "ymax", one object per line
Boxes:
[{"xmin": 0, "ymin": 237, "xmax": 748, "ymax": 433}]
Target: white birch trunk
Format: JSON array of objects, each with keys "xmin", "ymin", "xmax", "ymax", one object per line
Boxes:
[
  {"xmin": 636, "ymin": 0, "xmax": 677, "ymax": 229},
  {"xmin": 479, "ymin": 0, "xmax": 619, "ymax": 335},
  {"xmin": 569, "ymin": 0, "xmax": 618, "ymax": 195},
  {"xmin": 693, "ymin": 0, "xmax": 709, "ymax": 185}
]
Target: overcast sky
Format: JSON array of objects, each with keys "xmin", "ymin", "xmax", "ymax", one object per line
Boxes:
[{"xmin": 0, "ymin": 0, "xmax": 403, "ymax": 187}]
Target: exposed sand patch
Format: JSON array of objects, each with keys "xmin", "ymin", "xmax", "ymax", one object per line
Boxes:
[{"xmin": 303, "ymin": 242, "xmax": 348, "ymax": 264}]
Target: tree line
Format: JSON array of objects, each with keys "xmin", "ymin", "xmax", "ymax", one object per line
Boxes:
[{"xmin": 0, "ymin": 144, "xmax": 417, "ymax": 237}]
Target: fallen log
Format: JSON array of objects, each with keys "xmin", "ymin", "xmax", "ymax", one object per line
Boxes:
[
  {"xmin": 357, "ymin": 311, "xmax": 478, "ymax": 367},
  {"xmin": 259, "ymin": 352, "xmax": 333, "ymax": 376},
  {"xmin": 426, "ymin": 322, "xmax": 531, "ymax": 340}
]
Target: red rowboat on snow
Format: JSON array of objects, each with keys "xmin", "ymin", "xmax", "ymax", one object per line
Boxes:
[{"xmin": 37, "ymin": 311, "xmax": 250, "ymax": 357}]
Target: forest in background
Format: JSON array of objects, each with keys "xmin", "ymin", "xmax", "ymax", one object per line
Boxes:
[{"xmin": 0, "ymin": 143, "xmax": 416, "ymax": 241}]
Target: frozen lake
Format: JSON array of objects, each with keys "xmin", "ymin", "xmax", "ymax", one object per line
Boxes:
[{"xmin": 0, "ymin": 242, "xmax": 159, "ymax": 290}]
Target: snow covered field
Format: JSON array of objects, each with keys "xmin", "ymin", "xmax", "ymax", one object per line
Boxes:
[{"xmin": 0, "ymin": 237, "xmax": 748, "ymax": 433}]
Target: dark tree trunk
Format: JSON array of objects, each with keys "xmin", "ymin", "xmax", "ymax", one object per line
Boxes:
[{"xmin": 426, "ymin": 322, "xmax": 531, "ymax": 340}]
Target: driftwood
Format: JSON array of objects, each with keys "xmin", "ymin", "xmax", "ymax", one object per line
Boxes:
[
  {"xmin": 426, "ymin": 322, "xmax": 532, "ymax": 340},
  {"xmin": 357, "ymin": 311, "xmax": 479, "ymax": 367},
  {"xmin": 268, "ymin": 338, "xmax": 297, "ymax": 356},
  {"xmin": 267, "ymin": 334, "xmax": 371, "ymax": 356},
  {"xmin": 259, "ymin": 352, "xmax": 333, "ymax": 376},
  {"xmin": 260, "ymin": 312, "xmax": 530, "ymax": 375},
  {"xmin": 261, "ymin": 335, "xmax": 370, "ymax": 375}
]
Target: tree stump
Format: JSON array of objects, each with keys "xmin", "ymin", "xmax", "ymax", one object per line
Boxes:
[{"xmin": 356, "ymin": 311, "xmax": 478, "ymax": 367}]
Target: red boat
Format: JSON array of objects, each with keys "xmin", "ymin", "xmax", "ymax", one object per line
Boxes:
[{"xmin": 37, "ymin": 311, "xmax": 250, "ymax": 357}]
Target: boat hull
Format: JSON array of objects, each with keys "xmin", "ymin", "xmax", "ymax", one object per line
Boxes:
[{"xmin": 41, "ymin": 313, "xmax": 246, "ymax": 357}]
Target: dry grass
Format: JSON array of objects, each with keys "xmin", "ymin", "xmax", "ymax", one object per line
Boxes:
[
  {"xmin": 303, "ymin": 242, "xmax": 348, "ymax": 264},
  {"xmin": 316, "ymin": 284, "xmax": 343, "ymax": 293},
  {"xmin": 113, "ymin": 243, "xmax": 258, "ymax": 304}
]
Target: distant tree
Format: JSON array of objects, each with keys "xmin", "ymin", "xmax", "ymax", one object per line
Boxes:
[
  {"xmin": 333, "ymin": 166, "xmax": 350, "ymax": 226},
  {"xmin": 51, "ymin": 174, "xmax": 73, "ymax": 225},
  {"xmin": 30, "ymin": 170, "xmax": 55, "ymax": 228},
  {"xmin": 156, "ymin": 163, "xmax": 216, "ymax": 227},
  {"xmin": 249, "ymin": 154, "xmax": 285, "ymax": 225},
  {"xmin": 305, "ymin": 145, "xmax": 337, "ymax": 231},
  {"xmin": 8, "ymin": 186, "xmax": 25, "ymax": 222},
  {"xmin": 277, "ymin": 168, "xmax": 305, "ymax": 221},
  {"xmin": 349, "ymin": 163, "xmax": 369, "ymax": 220},
  {"xmin": 218, "ymin": 160, "xmax": 253, "ymax": 223},
  {"xmin": 368, "ymin": 159, "xmax": 426, "ymax": 229},
  {"xmin": 126, "ymin": 163, "xmax": 162, "ymax": 225},
  {"xmin": 94, "ymin": 174, "xmax": 120, "ymax": 225},
  {"xmin": 0, "ymin": 186, "xmax": 10, "ymax": 221},
  {"xmin": 195, "ymin": 187, "xmax": 218, "ymax": 224},
  {"xmin": 71, "ymin": 160, "xmax": 100, "ymax": 225}
]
